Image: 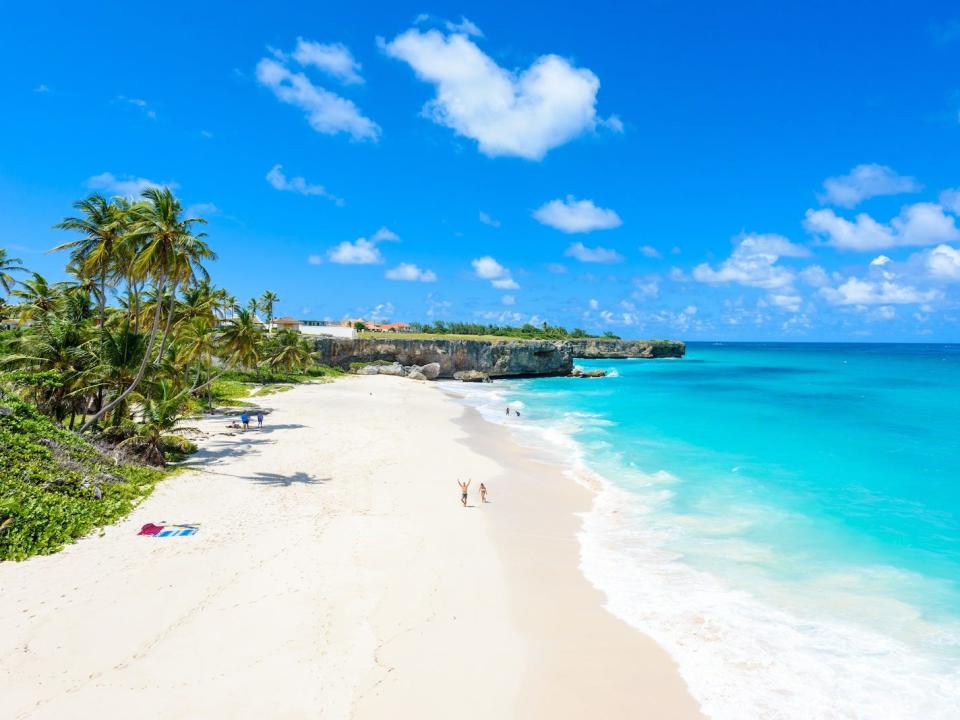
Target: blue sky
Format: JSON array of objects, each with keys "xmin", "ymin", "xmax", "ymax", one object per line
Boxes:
[{"xmin": 2, "ymin": 1, "xmax": 960, "ymax": 341}]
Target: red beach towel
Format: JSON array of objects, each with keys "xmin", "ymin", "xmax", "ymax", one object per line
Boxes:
[{"xmin": 138, "ymin": 523, "xmax": 164, "ymax": 536}]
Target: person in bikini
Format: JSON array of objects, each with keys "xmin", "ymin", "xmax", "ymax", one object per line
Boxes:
[
  {"xmin": 479, "ymin": 483, "xmax": 488, "ymax": 503},
  {"xmin": 458, "ymin": 479, "xmax": 471, "ymax": 507}
]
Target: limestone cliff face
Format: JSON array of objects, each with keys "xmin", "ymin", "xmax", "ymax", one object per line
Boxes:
[
  {"xmin": 564, "ymin": 339, "xmax": 685, "ymax": 359},
  {"xmin": 312, "ymin": 338, "xmax": 573, "ymax": 378},
  {"xmin": 311, "ymin": 337, "xmax": 684, "ymax": 378}
]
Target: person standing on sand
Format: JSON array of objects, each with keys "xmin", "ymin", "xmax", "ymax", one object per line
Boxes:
[
  {"xmin": 480, "ymin": 483, "xmax": 488, "ymax": 503},
  {"xmin": 505, "ymin": 407, "xmax": 510, "ymax": 415},
  {"xmin": 458, "ymin": 479, "xmax": 471, "ymax": 507},
  {"xmin": 240, "ymin": 412, "xmax": 249, "ymax": 432},
  {"xmin": 256, "ymin": 411, "xmax": 264, "ymax": 429}
]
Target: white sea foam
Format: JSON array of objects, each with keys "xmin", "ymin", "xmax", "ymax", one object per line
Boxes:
[{"xmin": 448, "ymin": 381, "xmax": 960, "ymax": 719}]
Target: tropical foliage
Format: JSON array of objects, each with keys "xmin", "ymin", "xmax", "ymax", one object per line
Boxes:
[{"xmin": 0, "ymin": 188, "xmax": 322, "ymax": 460}]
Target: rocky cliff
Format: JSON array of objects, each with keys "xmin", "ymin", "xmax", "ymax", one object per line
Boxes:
[
  {"xmin": 312, "ymin": 338, "xmax": 573, "ymax": 378},
  {"xmin": 565, "ymin": 338, "xmax": 685, "ymax": 359},
  {"xmin": 312, "ymin": 337, "xmax": 685, "ymax": 378}
]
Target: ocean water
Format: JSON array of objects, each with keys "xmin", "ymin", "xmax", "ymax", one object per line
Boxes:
[{"xmin": 453, "ymin": 343, "xmax": 960, "ymax": 719}]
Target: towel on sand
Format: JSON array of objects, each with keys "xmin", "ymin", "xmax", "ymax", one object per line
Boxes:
[{"xmin": 138, "ymin": 523, "xmax": 198, "ymax": 537}]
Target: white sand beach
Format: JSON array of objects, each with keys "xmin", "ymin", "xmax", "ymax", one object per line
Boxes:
[{"xmin": 0, "ymin": 376, "xmax": 702, "ymax": 719}]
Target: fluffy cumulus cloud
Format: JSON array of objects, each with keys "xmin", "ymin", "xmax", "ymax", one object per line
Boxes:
[
  {"xmin": 925, "ymin": 244, "xmax": 960, "ymax": 280},
  {"xmin": 799, "ymin": 265, "xmax": 830, "ymax": 287},
  {"xmin": 820, "ymin": 278, "xmax": 940, "ymax": 305},
  {"xmin": 266, "ymin": 164, "xmax": 343, "ymax": 205},
  {"xmin": 85, "ymin": 172, "xmax": 177, "ymax": 197},
  {"xmin": 564, "ymin": 242, "xmax": 624, "ymax": 263},
  {"xmin": 385, "ymin": 262, "xmax": 437, "ymax": 282},
  {"xmin": 326, "ymin": 227, "xmax": 399, "ymax": 265},
  {"xmin": 256, "ymin": 41, "xmax": 379, "ymax": 141},
  {"xmin": 692, "ymin": 233, "xmax": 809, "ymax": 290},
  {"xmin": 804, "ymin": 203, "xmax": 960, "ymax": 251},
  {"xmin": 533, "ymin": 196, "xmax": 622, "ymax": 233},
  {"xmin": 819, "ymin": 164, "xmax": 920, "ymax": 207},
  {"xmin": 639, "ymin": 245, "xmax": 661, "ymax": 258},
  {"xmin": 381, "ymin": 28, "xmax": 609, "ymax": 159},
  {"xmin": 291, "ymin": 39, "xmax": 364, "ymax": 84},
  {"xmin": 327, "ymin": 238, "xmax": 382, "ymax": 264},
  {"xmin": 471, "ymin": 256, "xmax": 519, "ymax": 289}
]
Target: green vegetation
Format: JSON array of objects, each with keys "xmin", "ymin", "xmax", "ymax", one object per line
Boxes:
[
  {"xmin": 0, "ymin": 189, "xmax": 343, "ymax": 560},
  {"xmin": 402, "ymin": 321, "xmax": 619, "ymax": 341},
  {"xmin": 0, "ymin": 391, "xmax": 166, "ymax": 560}
]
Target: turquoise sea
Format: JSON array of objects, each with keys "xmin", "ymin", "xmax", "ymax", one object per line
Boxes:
[{"xmin": 454, "ymin": 343, "xmax": 960, "ymax": 719}]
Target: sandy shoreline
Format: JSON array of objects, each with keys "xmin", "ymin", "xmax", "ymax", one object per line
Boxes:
[{"xmin": 0, "ymin": 376, "xmax": 702, "ymax": 719}]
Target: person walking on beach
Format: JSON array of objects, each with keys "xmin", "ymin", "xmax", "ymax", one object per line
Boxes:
[
  {"xmin": 256, "ymin": 411, "xmax": 264, "ymax": 429},
  {"xmin": 458, "ymin": 479, "xmax": 471, "ymax": 507},
  {"xmin": 240, "ymin": 412, "xmax": 249, "ymax": 432},
  {"xmin": 505, "ymin": 407, "xmax": 510, "ymax": 416},
  {"xmin": 480, "ymin": 483, "xmax": 488, "ymax": 503}
]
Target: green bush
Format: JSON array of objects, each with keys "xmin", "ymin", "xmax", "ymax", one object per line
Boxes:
[{"xmin": 0, "ymin": 392, "xmax": 166, "ymax": 561}]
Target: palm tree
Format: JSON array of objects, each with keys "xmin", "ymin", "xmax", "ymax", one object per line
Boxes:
[
  {"xmin": 0, "ymin": 248, "xmax": 26, "ymax": 294},
  {"xmin": 220, "ymin": 308, "xmax": 262, "ymax": 374},
  {"xmin": 117, "ymin": 379, "xmax": 195, "ymax": 466},
  {"xmin": 260, "ymin": 290, "xmax": 279, "ymax": 331},
  {"xmin": 177, "ymin": 317, "xmax": 220, "ymax": 406},
  {"xmin": 264, "ymin": 330, "xmax": 314, "ymax": 372},
  {"xmin": 53, "ymin": 194, "xmax": 129, "ymax": 332},
  {"xmin": 80, "ymin": 187, "xmax": 212, "ymax": 432},
  {"xmin": 10, "ymin": 273, "xmax": 58, "ymax": 322}
]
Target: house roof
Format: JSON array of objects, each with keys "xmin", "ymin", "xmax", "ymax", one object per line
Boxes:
[{"xmin": 274, "ymin": 316, "xmax": 299, "ymax": 323}]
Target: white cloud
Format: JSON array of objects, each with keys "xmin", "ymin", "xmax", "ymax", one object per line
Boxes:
[
  {"xmin": 819, "ymin": 164, "xmax": 920, "ymax": 207},
  {"xmin": 533, "ymin": 196, "xmax": 622, "ymax": 233},
  {"xmin": 328, "ymin": 238, "xmax": 383, "ymax": 264},
  {"xmin": 692, "ymin": 233, "xmax": 809, "ymax": 289},
  {"xmin": 292, "ymin": 39, "xmax": 363, "ymax": 84},
  {"xmin": 381, "ymin": 29, "xmax": 609, "ymax": 159},
  {"xmin": 501, "ymin": 294, "xmax": 516, "ymax": 305},
  {"xmin": 820, "ymin": 278, "xmax": 941, "ymax": 305},
  {"xmin": 255, "ymin": 56, "xmax": 379, "ymax": 141},
  {"xmin": 371, "ymin": 226, "xmax": 400, "ymax": 242},
  {"xmin": 307, "ymin": 254, "xmax": 323, "ymax": 265},
  {"xmin": 799, "ymin": 265, "xmax": 830, "ymax": 287},
  {"xmin": 870, "ymin": 255, "xmax": 892, "ymax": 266},
  {"xmin": 471, "ymin": 255, "xmax": 519, "ymax": 289},
  {"xmin": 446, "ymin": 16, "xmax": 483, "ymax": 37},
  {"xmin": 479, "ymin": 211, "xmax": 501, "ymax": 228},
  {"xmin": 804, "ymin": 203, "xmax": 960, "ymax": 251},
  {"xmin": 266, "ymin": 164, "xmax": 343, "ymax": 205},
  {"xmin": 877, "ymin": 306, "xmax": 896, "ymax": 320},
  {"xmin": 385, "ymin": 263, "xmax": 437, "ymax": 282},
  {"xmin": 639, "ymin": 245, "xmax": 661, "ymax": 258},
  {"xmin": 588, "ymin": 298, "xmax": 600, "ymax": 310},
  {"xmin": 85, "ymin": 172, "xmax": 177, "ymax": 197},
  {"xmin": 367, "ymin": 302, "xmax": 395, "ymax": 321},
  {"xmin": 940, "ymin": 188, "xmax": 960, "ymax": 215},
  {"xmin": 769, "ymin": 293, "xmax": 803, "ymax": 312},
  {"xmin": 926, "ymin": 244, "xmax": 960, "ymax": 280},
  {"xmin": 632, "ymin": 275, "xmax": 660, "ymax": 299},
  {"xmin": 565, "ymin": 242, "xmax": 624, "ymax": 264}
]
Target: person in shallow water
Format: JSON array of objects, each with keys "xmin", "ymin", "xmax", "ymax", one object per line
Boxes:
[
  {"xmin": 480, "ymin": 483, "xmax": 488, "ymax": 503},
  {"xmin": 458, "ymin": 479, "xmax": 471, "ymax": 507}
]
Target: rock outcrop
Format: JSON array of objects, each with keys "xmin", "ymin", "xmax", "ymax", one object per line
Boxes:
[
  {"xmin": 453, "ymin": 370, "xmax": 490, "ymax": 383},
  {"xmin": 314, "ymin": 338, "xmax": 573, "ymax": 379},
  {"xmin": 564, "ymin": 339, "xmax": 685, "ymax": 359},
  {"xmin": 571, "ymin": 367, "xmax": 608, "ymax": 378},
  {"xmin": 314, "ymin": 337, "xmax": 683, "ymax": 379}
]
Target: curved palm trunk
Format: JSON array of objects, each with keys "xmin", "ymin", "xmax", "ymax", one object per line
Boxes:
[
  {"xmin": 155, "ymin": 281, "xmax": 179, "ymax": 361},
  {"xmin": 80, "ymin": 271, "xmax": 167, "ymax": 432}
]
